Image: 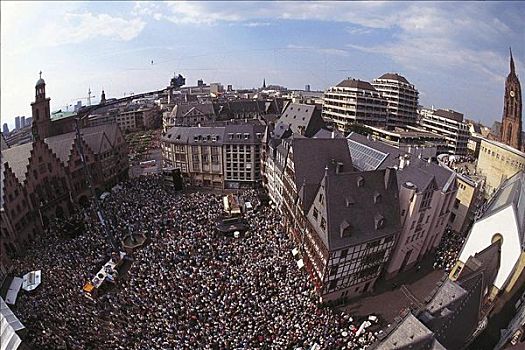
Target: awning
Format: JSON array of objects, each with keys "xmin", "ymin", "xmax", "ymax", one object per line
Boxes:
[
  {"xmin": 1, "ymin": 297, "xmax": 24, "ymax": 350},
  {"xmin": 5, "ymin": 278, "xmax": 22, "ymax": 305}
]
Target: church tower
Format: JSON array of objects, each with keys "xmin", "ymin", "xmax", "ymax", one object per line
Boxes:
[
  {"xmin": 500, "ymin": 48, "xmax": 522, "ymax": 150},
  {"xmin": 31, "ymin": 72, "xmax": 51, "ymax": 140}
]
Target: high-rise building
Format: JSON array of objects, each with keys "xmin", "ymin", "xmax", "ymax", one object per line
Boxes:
[
  {"xmin": 418, "ymin": 108, "xmax": 470, "ymax": 155},
  {"xmin": 2, "ymin": 123, "xmax": 8, "ymax": 134},
  {"xmin": 500, "ymin": 48, "xmax": 522, "ymax": 151},
  {"xmin": 305, "ymin": 84, "xmax": 311, "ymax": 92},
  {"xmin": 20, "ymin": 116, "xmax": 26, "ymax": 127},
  {"xmin": 322, "ymin": 78, "xmax": 387, "ymax": 133},
  {"xmin": 371, "ymin": 73, "xmax": 419, "ymax": 128},
  {"xmin": 15, "ymin": 116, "xmax": 21, "ymax": 130}
]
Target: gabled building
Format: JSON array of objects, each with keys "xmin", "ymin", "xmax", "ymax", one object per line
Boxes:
[
  {"xmin": 373, "ymin": 240, "xmax": 501, "ymax": 350},
  {"xmin": 273, "ymin": 103, "xmax": 326, "ymax": 138},
  {"xmin": 261, "ymin": 103, "xmax": 327, "ymax": 206},
  {"xmin": 346, "ymin": 132, "xmax": 457, "ymax": 278},
  {"xmin": 303, "ymin": 167, "xmax": 400, "ymax": 300},
  {"xmin": 163, "ymin": 102, "xmax": 216, "ymax": 130},
  {"xmin": 451, "ymin": 171, "xmax": 525, "ymax": 300},
  {"xmin": 1, "ymin": 139, "xmax": 72, "ymax": 263},
  {"xmin": 1, "ymin": 76, "xmax": 129, "ymax": 271}
]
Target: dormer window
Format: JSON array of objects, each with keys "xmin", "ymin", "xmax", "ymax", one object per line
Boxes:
[
  {"xmin": 345, "ymin": 196, "xmax": 354, "ymax": 207},
  {"xmin": 375, "ymin": 214, "xmax": 385, "ymax": 230},
  {"xmin": 357, "ymin": 176, "xmax": 364, "ymax": 187},
  {"xmin": 340, "ymin": 220, "xmax": 352, "ymax": 238},
  {"xmin": 374, "ymin": 192, "xmax": 382, "ymax": 204}
]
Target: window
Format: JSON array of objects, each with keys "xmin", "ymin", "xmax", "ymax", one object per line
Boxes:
[
  {"xmin": 320, "ymin": 217, "xmax": 327, "ymax": 231},
  {"xmin": 313, "ymin": 208, "xmax": 319, "ymax": 220}
]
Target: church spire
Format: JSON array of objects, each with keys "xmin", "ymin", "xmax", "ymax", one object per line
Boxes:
[
  {"xmin": 262, "ymin": 78, "xmax": 266, "ymax": 89},
  {"xmin": 510, "ymin": 47, "xmax": 515, "ymax": 75}
]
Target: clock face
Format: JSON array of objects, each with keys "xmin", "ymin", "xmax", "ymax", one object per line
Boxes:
[{"xmin": 510, "ymin": 90, "xmax": 515, "ymax": 97}]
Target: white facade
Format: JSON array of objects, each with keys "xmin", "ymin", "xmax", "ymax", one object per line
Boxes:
[
  {"xmin": 322, "ymin": 79, "xmax": 387, "ymax": 132},
  {"xmin": 457, "ymin": 205, "xmax": 521, "ymax": 290},
  {"xmin": 418, "ymin": 108, "xmax": 469, "ymax": 156},
  {"xmin": 372, "ymin": 74, "xmax": 419, "ymax": 127},
  {"xmin": 386, "ymin": 173, "xmax": 456, "ymax": 277}
]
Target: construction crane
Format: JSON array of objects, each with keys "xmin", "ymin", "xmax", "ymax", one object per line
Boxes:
[{"xmin": 74, "ymin": 116, "xmax": 119, "ymax": 253}]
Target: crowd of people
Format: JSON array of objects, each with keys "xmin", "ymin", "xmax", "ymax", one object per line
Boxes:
[
  {"xmin": 11, "ymin": 175, "xmax": 379, "ymax": 349},
  {"xmin": 433, "ymin": 227, "xmax": 466, "ymax": 272}
]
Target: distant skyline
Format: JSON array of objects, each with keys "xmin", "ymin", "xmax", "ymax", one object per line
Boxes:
[{"xmin": 1, "ymin": 1, "xmax": 524, "ymax": 130}]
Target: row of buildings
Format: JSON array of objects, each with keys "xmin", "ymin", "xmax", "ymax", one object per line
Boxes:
[
  {"xmin": 373, "ymin": 168, "xmax": 525, "ymax": 350},
  {"xmin": 322, "ymin": 74, "xmax": 471, "ymax": 156},
  {"xmin": 255, "ymin": 101, "xmax": 464, "ymax": 300},
  {"xmin": 1, "ymin": 77, "xmax": 129, "ymax": 272},
  {"xmin": 372, "ymin": 50, "xmax": 524, "ymax": 349}
]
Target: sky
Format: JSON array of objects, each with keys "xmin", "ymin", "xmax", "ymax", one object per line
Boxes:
[{"xmin": 1, "ymin": 1, "xmax": 524, "ymax": 130}]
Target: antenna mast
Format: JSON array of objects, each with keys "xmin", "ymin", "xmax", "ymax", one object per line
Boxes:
[{"xmin": 74, "ymin": 117, "xmax": 119, "ymax": 252}]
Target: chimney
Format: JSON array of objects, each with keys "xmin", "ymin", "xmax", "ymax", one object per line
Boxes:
[
  {"xmin": 384, "ymin": 167, "xmax": 397, "ymax": 190},
  {"xmin": 399, "ymin": 154, "xmax": 410, "ymax": 170},
  {"xmin": 336, "ymin": 162, "xmax": 343, "ymax": 174}
]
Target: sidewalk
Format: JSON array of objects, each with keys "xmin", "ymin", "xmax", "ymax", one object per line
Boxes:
[{"xmin": 337, "ymin": 255, "xmax": 446, "ymax": 325}]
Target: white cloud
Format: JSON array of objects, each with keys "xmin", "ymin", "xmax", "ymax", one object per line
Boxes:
[
  {"xmin": 286, "ymin": 44, "xmax": 349, "ymax": 57},
  {"xmin": 42, "ymin": 12, "xmax": 146, "ymax": 46},
  {"xmin": 150, "ymin": 1, "xmax": 521, "ymax": 84}
]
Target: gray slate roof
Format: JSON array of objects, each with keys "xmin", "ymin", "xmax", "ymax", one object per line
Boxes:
[
  {"xmin": 347, "ymin": 132, "xmax": 456, "ymax": 193},
  {"xmin": 314, "ymin": 167, "xmax": 400, "ymax": 250},
  {"xmin": 162, "ymin": 124, "xmax": 266, "ymax": 146},
  {"xmin": 291, "ymin": 137, "xmax": 353, "ymax": 189},
  {"xmin": 274, "ymin": 103, "xmax": 326, "ymax": 138},
  {"xmin": 373, "ymin": 312, "xmax": 445, "ymax": 350}
]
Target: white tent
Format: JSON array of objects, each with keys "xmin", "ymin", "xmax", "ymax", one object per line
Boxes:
[
  {"xmin": 1, "ymin": 297, "xmax": 24, "ymax": 350},
  {"xmin": 22, "ymin": 270, "xmax": 41, "ymax": 292},
  {"xmin": 5, "ymin": 278, "xmax": 22, "ymax": 305}
]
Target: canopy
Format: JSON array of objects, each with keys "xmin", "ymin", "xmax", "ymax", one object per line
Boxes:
[
  {"xmin": 1, "ymin": 297, "xmax": 24, "ymax": 350},
  {"xmin": 5, "ymin": 278, "xmax": 22, "ymax": 305}
]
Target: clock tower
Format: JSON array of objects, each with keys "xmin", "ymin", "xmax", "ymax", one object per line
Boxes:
[{"xmin": 500, "ymin": 48, "xmax": 522, "ymax": 150}]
